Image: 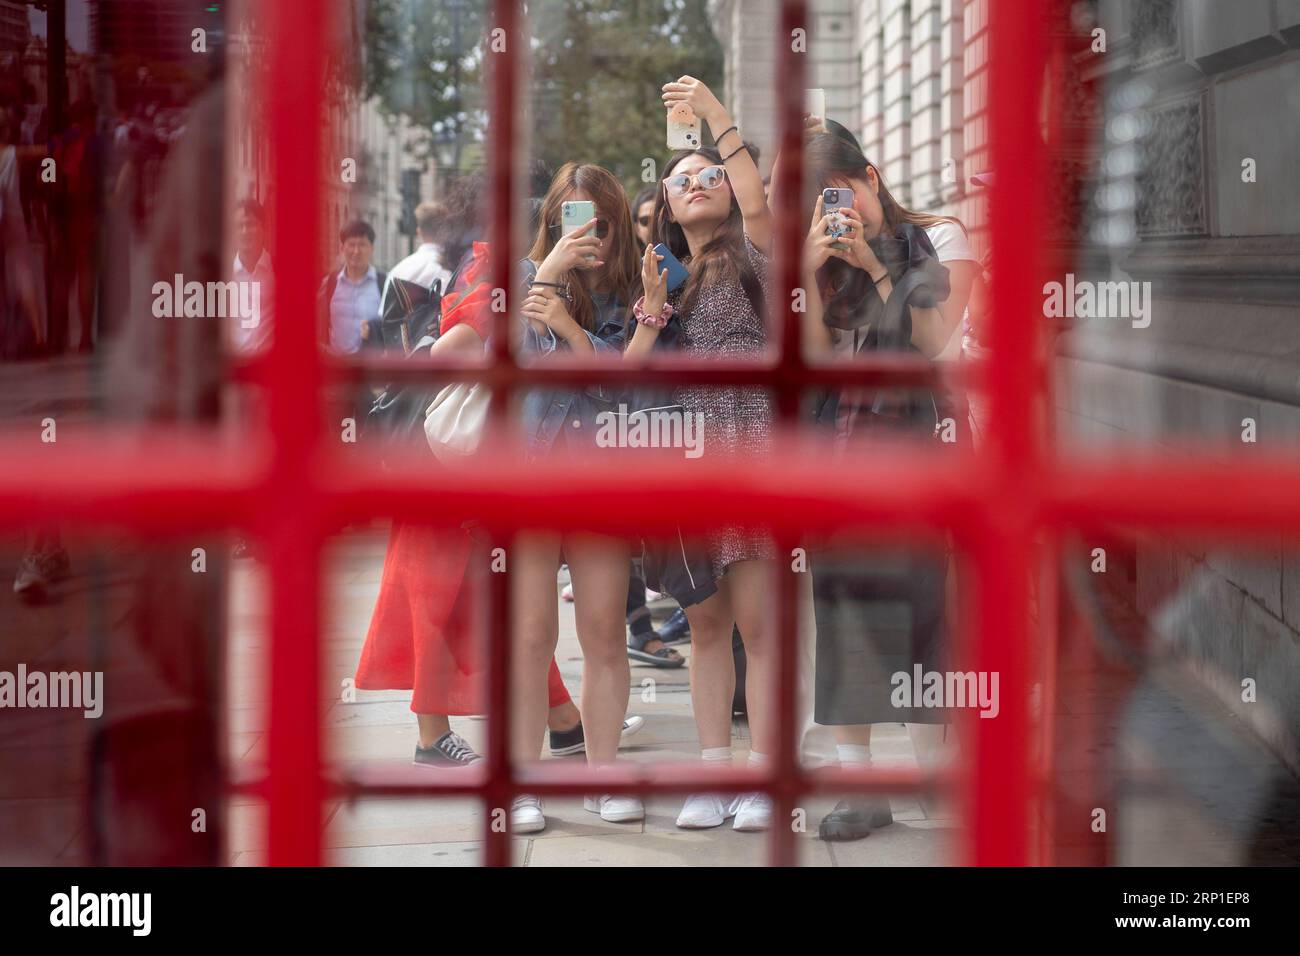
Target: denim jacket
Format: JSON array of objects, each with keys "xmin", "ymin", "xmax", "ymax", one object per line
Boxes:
[{"xmin": 517, "ymin": 259, "xmax": 627, "ymax": 462}]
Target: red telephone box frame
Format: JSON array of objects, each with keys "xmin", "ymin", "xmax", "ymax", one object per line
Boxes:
[{"xmin": 4, "ymin": 0, "xmax": 1299, "ymax": 868}]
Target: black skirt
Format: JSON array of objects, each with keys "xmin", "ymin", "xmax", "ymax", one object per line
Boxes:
[{"xmin": 812, "ymin": 550, "xmax": 949, "ymax": 726}]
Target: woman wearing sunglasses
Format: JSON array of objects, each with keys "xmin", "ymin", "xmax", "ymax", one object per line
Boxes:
[
  {"xmin": 624, "ymin": 75, "xmax": 780, "ymax": 832},
  {"xmin": 508, "ymin": 161, "xmax": 660, "ymax": 833},
  {"xmin": 631, "ymin": 185, "xmax": 657, "ymax": 247}
]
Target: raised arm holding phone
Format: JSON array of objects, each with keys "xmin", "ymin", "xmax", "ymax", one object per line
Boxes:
[
  {"xmin": 625, "ymin": 74, "xmax": 784, "ymax": 834},
  {"xmin": 661, "ymin": 75, "xmax": 770, "ymax": 250}
]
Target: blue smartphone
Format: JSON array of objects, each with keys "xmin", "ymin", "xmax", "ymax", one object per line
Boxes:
[{"xmin": 652, "ymin": 243, "xmax": 690, "ymax": 292}]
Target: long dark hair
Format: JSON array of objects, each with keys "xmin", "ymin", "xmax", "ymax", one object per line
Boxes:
[
  {"xmin": 805, "ymin": 121, "xmax": 965, "ymax": 237},
  {"xmin": 806, "ymin": 122, "xmax": 964, "ymax": 318},
  {"xmin": 526, "ymin": 162, "xmax": 640, "ymax": 336},
  {"xmin": 653, "ymin": 147, "xmax": 764, "ymax": 319}
]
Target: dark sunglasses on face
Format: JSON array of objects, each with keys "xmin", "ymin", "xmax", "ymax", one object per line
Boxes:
[
  {"xmin": 663, "ymin": 164, "xmax": 727, "ymax": 198},
  {"xmin": 550, "ymin": 217, "xmax": 610, "ymax": 242}
]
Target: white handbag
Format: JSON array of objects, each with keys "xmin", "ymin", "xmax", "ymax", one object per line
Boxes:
[{"xmin": 424, "ymin": 382, "xmax": 490, "ymax": 462}]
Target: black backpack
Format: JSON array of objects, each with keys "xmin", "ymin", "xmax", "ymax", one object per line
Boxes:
[
  {"xmin": 364, "ymin": 275, "xmax": 442, "ymax": 354},
  {"xmin": 363, "ymin": 272, "xmax": 454, "ymax": 460}
]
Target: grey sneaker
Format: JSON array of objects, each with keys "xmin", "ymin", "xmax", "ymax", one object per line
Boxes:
[
  {"xmin": 13, "ymin": 546, "xmax": 71, "ymax": 603},
  {"xmin": 414, "ymin": 731, "xmax": 482, "ymax": 769}
]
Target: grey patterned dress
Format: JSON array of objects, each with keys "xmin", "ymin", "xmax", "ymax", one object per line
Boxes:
[{"xmin": 669, "ymin": 236, "xmax": 778, "ymax": 577}]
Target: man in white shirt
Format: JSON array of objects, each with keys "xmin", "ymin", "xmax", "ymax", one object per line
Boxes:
[
  {"xmin": 230, "ymin": 198, "xmax": 274, "ymax": 354},
  {"xmin": 381, "ymin": 201, "xmax": 452, "ymax": 312}
]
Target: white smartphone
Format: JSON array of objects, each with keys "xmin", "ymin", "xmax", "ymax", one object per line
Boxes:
[
  {"xmin": 561, "ymin": 200, "xmax": 597, "ymax": 263},
  {"xmin": 666, "ymin": 112, "xmax": 702, "ymax": 150},
  {"xmin": 806, "ymin": 88, "xmax": 827, "ymax": 124}
]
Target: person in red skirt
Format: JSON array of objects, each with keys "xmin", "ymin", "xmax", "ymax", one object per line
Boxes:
[
  {"xmin": 354, "ymin": 231, "xmax": 643, "ymax": 772},
  {"xmin": 355, "ymin": 517, "xmax": 587, "ymax": 768}
]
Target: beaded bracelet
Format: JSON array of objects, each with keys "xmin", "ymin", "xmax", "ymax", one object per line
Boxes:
[{"xmin": 632, "ymin": 295, "xmax": 673, "ymax": 329}]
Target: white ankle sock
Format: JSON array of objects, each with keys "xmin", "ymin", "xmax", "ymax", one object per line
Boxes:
[
  {"xmin": 747, "ymin": 751, "xmax": 770, "ymax": 769},
  {"xmin": 701, "ymin": 747, "xmax": 732, "ymax": 765},
  {"xmin": 836, "ymin": 744, "xmax": 873, "ymax": 769}
]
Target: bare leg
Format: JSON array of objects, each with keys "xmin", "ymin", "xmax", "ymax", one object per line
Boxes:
[
  {"xmin": 833, "ymin": 724, "xmax": 873, "ymax": 749},
  {"xmin": 564, "ymin": 532, "xmax": 632, "ymax": 767},
  {"xmin": 683, "ymin": 582, "xmax": 736, "ymax": 751},
  {"xmin": 511, "ymin": 532, "xmax": 563, "ymax": 766},
  {"xmin": 726, "ymin": 559, "xmax": 779, "ymax": 758},
  {"xmin": 416, "ymin": 714, "xmax": 451, "ymax": 749}
]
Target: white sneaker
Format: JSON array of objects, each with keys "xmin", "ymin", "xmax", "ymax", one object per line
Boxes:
[
  {"xmin": 732, "ymin": 793, "xmax": 773, "ymax": 831},
  {"xmin": 675, "ymin": 793, "xmax": 736, "ymax": 829},
  {"xmin": 620, "ymin": 715, "xmax": 645, "ymax": 744},
  {"xmin": 584, "ymin": 794, "xmax": 645, "ymax": 823},
  {"xmin": 510, "ymin": 795, "xmax": 546, "ymax": 834}
]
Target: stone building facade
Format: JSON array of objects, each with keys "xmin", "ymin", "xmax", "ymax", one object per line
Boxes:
[
  {"xmin": 1060, "ymin": 0, "xmax": 1300, "ymax": 773},
  {"xmin": 708, "ymin": 0, "xmax": 990, "ymax": 253}
]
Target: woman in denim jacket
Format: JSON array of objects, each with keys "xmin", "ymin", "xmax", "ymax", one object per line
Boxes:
[
  {"xmin": 516, "ymin": 261, "xmax": 624, "ymax": 461},
  {"xmin": 505, "ymin": 163, "xmax": 647, "ymax": 833}
]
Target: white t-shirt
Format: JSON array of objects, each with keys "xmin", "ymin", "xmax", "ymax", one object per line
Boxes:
[{"xmin": 924, "ymin": 221, "xmax": 978, "ymax": 362}]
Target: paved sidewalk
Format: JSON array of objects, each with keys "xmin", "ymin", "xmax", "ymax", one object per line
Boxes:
[{"xmin": 224, "ymin": 530, "xmax": 960, "ymax": 866}]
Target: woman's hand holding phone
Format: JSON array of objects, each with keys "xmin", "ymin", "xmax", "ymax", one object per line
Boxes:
[
  {"xmin": 804, "ymin": 195, "xmax": 843, "ymax": 274},
  {"xmin": 662, "ymin": 75, "xmax": 726, "ymax": 130},
  {"xmin": 830, "ymin": 207, "xmax": 886, "ymax": 278},
  {"xmin": 538, "ymin": 218, "xmax": 603, "ymax": 281},
  {"xmin": 641, "ymin": 244, "xmax": 670, "ymax": 316},
  {"xmin": 803, "ymin": 199, "xmax": 888, "ymax": 280}
]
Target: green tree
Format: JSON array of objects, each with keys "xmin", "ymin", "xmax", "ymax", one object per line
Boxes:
[
  {"xmin": 363, "ymin": 0, "xmax": 489, "ymax": 168},
  {"xmin": 528, "ymin": 0, "xmax": 724, "ymax": 191},
  {"xmin": 363, "ymin": 0, "xmax": 723, "ymax": 192}
]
